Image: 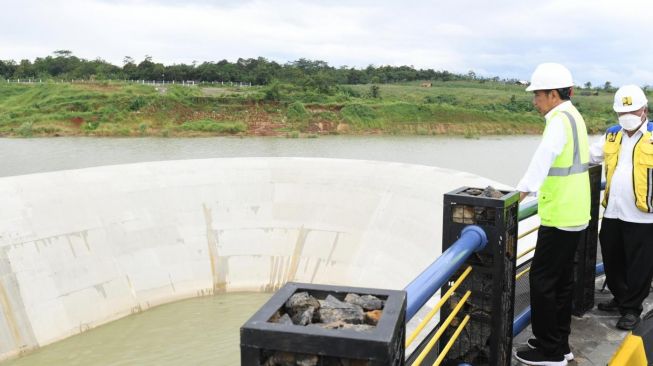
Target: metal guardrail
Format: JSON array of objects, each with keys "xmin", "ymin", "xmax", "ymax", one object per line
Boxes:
[
  {"xmin": 403, "ymin": 225, "xmax": 487, "ymax": 364},
  {"xmin": 404, "ymin": 225, "xmax": 488, "ymax": 321},
  {"xmin": 406, "ymin": 266, "xmax": 473, "ymax": 347}
]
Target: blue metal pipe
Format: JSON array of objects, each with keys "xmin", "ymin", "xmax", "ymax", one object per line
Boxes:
[
  {"xmin": 596, "ymin": 262, "xmax": 604, "ymax": 276},
  {"xmin": 404, "ymin": 225, "xmax": 488, "ymax": 321},
  {"xmin": 512, "ymin": 306, "xmax": 531, "ymax": 337},
  {"xmin": 512, "ymin": 262, "xmax": 605, "ymax": 336}
]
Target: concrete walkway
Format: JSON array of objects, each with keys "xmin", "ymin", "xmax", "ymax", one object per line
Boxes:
[{"xmin": 513, "ymin": 276, "xmax": 653, "ymax": 365}]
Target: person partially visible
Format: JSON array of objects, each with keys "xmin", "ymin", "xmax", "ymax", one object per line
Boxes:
[
  {"xmin": 589, "ymin": 84, "xmax": 653, "ymax": 330},
  {"xmin": 514, "ymin": 63, "xmax": 591, "ymax": 366}
]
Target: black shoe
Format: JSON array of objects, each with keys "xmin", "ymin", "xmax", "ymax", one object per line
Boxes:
[
  {"xmin": 526, "ymin": 339, "xmax": 574, "ymax": 361},
  {"xmin": 597, "ymin": 298, "xmax": 619, "ymax": 312},
  {"xmin": 616, "ymin": 313, "xmax": 641, "ymax": 330},
  {"xmin": 515, "ymin": 348, "xmax": 567, "ymax": 366}
]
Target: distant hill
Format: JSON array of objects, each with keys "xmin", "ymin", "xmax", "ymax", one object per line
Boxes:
[{"xmin": 0, "ymin": 80, "xmax": 619, "ymax": 138}]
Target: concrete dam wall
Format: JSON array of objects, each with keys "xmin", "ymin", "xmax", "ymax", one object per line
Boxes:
[{"xmin": 0, "ymin": 157, "xmax": 506, "ymax": 360}]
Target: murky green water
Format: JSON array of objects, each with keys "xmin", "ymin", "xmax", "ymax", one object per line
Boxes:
[{"xmin": 0, "ymin": 293, "xmax": 271, "ymax": 366}]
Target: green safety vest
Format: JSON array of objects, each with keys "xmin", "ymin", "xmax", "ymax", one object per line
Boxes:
[{"xmin": 538, "ymin": 108, "xmax": 591, "ymax": 227}]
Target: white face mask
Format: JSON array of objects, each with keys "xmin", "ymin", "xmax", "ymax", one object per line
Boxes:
[{"xmin": 618, "ymin": 112, "xmax": 645, "ymax": 131}]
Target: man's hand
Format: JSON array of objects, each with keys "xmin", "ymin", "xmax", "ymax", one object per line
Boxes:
[{"xmin": 519, "ymin": 191, "xmax": 529, "ymax": 202}]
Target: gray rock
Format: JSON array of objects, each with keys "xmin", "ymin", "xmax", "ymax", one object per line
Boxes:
[
  {"xmin": 296, "ymin": 307, "xmax": 314, "ymax": 326},
  {"xmin": 344, "ymin": 293, "xmax": 384, "ymax": 311},
  {"xmin": 278, "ymin": 313, "xmax": 294, "ymax": 325},
  {"xmin": 317, "ymin": 295, "xmax": 365, "ymax": 324},
  {"xmin": 482, "ymin": 185, "xmax": 504, "ymax": 198},
  {"xmin": 285, "ymin": 292, "xmax": 320, "ymax": 325},
  {"xmin": 463, "ymin": 188, "xmax": 483, "ymax": 196}
]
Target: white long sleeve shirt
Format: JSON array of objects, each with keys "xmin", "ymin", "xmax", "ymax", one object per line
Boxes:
[
  {"xmin": 516, "ymin": 101, "xmax": 588, "ymax": 231},
  {"xmin": 590, "ymin": 121, "xmax": 653, "ymax": 223}
]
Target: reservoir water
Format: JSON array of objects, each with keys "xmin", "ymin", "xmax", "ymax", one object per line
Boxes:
[
  {"xmin": 0, "ymin": 135, "xmax": 549, "ymax": 365},
  {"xmin": 0, "ymin": 135, "xmax": 544, "ymax": 184},
  {"xmin": 0, "ymin": 293, "xmax": 271, "ymax": 366}
]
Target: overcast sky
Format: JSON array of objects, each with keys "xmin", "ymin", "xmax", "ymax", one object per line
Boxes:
[{"xmin": 1, "ymin": 0, "xmax": 652, "ymax": 86}]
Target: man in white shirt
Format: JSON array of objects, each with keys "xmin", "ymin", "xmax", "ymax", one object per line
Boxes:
[
  {"xmin": 514, "ymin": 63, "xmax": 590, "ymax": 366},
  {"xmin": 590, "ymin": 85, "xmax": 653, "ymax": 331}
]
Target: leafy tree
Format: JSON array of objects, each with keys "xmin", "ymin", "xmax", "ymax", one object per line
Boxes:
[
  {"xmin": 13, "ymin": 59, "xmax": 35, "ymax": 78},
  {"xmin": 0, "ymin": 60, "xmax": 17, "ymax": 78},
  {"xmin": 0, "ymin": 52, "xmax": 512, "ymax": 86},
  {"xmin": 369, "ymin": 85, "xmax": 380, "ymax": 98},
  {"xmin": 53, "ymin": 50, "xmax": 73, "ymax": 57}
]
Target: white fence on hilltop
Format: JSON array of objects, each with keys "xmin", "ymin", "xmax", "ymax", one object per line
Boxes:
[{"xmin": 2, "ymin": 79, "xmax": 253, "ymax": 87}]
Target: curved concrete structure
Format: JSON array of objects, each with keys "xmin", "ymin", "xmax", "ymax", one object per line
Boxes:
[{"xmin": 0, "ymin": 157, "xmax": 507, "ymax": 360}]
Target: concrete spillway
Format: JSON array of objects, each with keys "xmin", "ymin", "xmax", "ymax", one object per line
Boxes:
[{"xmin": 0, "ymin": 157, "xmax": 507, "ymax": 361}]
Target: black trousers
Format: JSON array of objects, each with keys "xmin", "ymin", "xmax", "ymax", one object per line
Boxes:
[
  {"xmin": 530, "ymin": 226, "xmax": 584, "ymax": 356},
  {"xmin": 600, "ymin": 218, "xmax": 653, "ymax": 316}
]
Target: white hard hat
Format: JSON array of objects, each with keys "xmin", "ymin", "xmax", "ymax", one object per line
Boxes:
[
  {"xmin": 613, "ymin": 84, "xmax": 648, "ymax": 113},
  {"xmin": 525, "ymin": 63, "xmax": 574, "ymax": 91}
]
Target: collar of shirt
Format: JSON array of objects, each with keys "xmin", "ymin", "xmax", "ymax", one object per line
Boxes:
[{"xmin": 544, "ymin": 100, "xmax": 573, "ymax": 121}]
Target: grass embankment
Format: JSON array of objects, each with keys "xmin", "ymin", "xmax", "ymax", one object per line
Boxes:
[{"xmin": 0, "ymin": 80, "xmax": 618, "ymax": 138}]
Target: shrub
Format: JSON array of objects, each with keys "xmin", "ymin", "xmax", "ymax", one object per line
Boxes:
[
  {"xmin": 336, "ymin": 86, "xmax": 361, "ymax": 98},
  {"xmin": 138, "ymin": 123, "xmax": 148, "ymax": 135},
  {"xmin": 17, "ymin": 121, "xmax": 33, "ymax": 137},
  {"xmin": 286, "ymin": 101, "xmax": 310, "ymax": 130},
  {"xmin": 286, "ymin": 101, "xmax": 309, "ymax": 121},
  {"xmin": 128, "ymin": 96, "xmax": 148, "ymax": 111},
  {"xmin": 83, "ymin": 121, "xmax": 100, "ymax": 131},
  {"xmin": 263, "ymin": 81, "xmax": 283, "ymax": 101},
  {"xmin": 369, "ymin": 85, "xmax": 380, "ymax": 99},
  {"xmin": 340, "ymin": 103, "xmax": 380, "ymax": 128},
  {"xmin": 181, "ymin": 119, "xmax": 246, "ymax": 134},
  {"xmin": 424, "ymin": 94, "xmax": 457, "ymax": 105}
]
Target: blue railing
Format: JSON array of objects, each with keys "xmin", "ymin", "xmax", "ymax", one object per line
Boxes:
[{"xmin": 404, "ymin": 225, "xmax": 488, "ymax": 321}]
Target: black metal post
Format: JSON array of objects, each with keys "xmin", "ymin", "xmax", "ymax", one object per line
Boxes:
[
  {"xmin": 431, "ymin": 187, "xmax": 519, "ymax": 366},
  {"xmin": 571, "ymin": 164, "xmax": 603, "ymax": 316}
]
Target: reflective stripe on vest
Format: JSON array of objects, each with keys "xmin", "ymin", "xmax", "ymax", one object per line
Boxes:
[{"xmin": 547, "ymin": 111, "xmax": 589, "ymax": 176}]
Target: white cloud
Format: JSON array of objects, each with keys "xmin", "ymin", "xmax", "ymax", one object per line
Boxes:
[{"xmin": 1, "ymin": 0, "xmax": 652, "ymax": 85}]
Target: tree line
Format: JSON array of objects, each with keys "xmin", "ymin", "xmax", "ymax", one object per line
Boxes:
[{"xmin": 1, "ymin": 50, "xmax": 495, "ymax": 88}]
